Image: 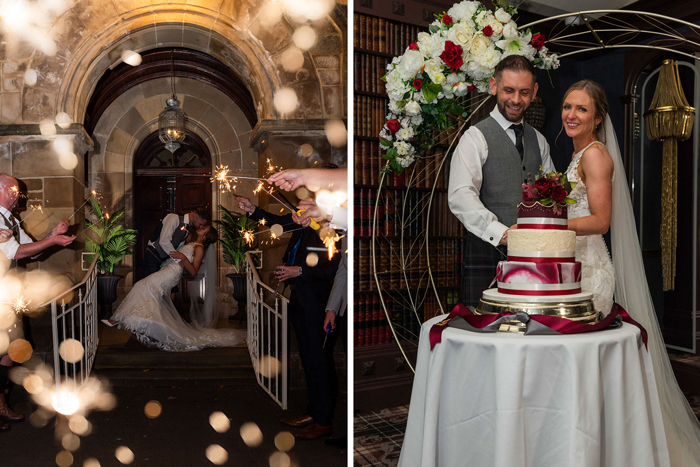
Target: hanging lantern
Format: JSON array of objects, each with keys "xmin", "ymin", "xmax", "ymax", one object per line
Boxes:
[
  {"xmin": 158, "ymin": 98, "xmax": 186, "ymax": 153},
  {"xmin": 644, "ymin": 59, "xmax": 695, "ymax": 291},
  {"xmin": 158, "ymin": 51, "xmax": 187, "ymax": 154}
]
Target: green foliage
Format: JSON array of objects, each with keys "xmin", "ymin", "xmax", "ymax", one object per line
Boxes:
[
  {"xmin": 84, "ymin": 199, "xmax": 137, "ymax": 275},
  {"xmin": 214, "ymin": 205, "xmax": 258, "ymax": 273}
]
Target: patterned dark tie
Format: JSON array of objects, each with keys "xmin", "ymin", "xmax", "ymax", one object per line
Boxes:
[{"xmin": 510, "ymin": 123, "xmax": 524, "ymax": 160}]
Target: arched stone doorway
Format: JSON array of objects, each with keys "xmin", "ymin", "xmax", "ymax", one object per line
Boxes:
[{"xmin": 132, "ymin": 130, "xmax": 213, "ymax": 279}]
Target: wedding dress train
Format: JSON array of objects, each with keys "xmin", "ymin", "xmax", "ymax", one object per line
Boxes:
[{"xmin": 110, "ymin": 242, "xmax": 245, "ymax": 351}]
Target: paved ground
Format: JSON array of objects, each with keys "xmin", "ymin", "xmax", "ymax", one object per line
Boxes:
[
  {"xmin": 2, "ymin": 322, "xmax": 348, "ymax": 466},
  {"xmin": 3, "ymin": 382, "xmax": 347, "ymax": 466}
]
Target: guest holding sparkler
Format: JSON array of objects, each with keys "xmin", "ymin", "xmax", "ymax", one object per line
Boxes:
[
  {"xmin": 0, "ymin": 173, "xmax": 75, "ymax": 433},
  {"xmin": 237, "ymin": 193, "xmax": 341, "ymax": 440}
]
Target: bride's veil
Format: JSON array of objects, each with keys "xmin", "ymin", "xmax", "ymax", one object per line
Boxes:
[
  {"xmin": 189, "ymin": 244, "xmax": 218, "ymax": 328},
  {"xmin": 605, "ymin": 115, "xmax": 700, "ymax": 465}
]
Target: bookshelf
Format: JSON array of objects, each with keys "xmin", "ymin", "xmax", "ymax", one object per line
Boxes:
[{"xmin": 353, "ymin": 11, "xmax": 469, "ymax": 411}]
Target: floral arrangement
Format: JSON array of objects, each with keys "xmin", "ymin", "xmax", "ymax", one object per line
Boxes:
[
  {"xmin": 522, "ymin": 168, "xmax": 577, "ymax": 213},
  {"xmin": 379, "ymin": 0, "xmax": 560, "ymax": 172}
]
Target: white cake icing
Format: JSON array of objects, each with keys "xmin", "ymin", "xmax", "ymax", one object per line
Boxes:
[{"xmin": 508, "ymin": 229, "xmax": 575, "ymax": 253}]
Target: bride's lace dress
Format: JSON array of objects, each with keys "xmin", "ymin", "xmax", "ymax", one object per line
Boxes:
[
  {"xmin": 111, "ymin": 242, "xmax": 245, "ymax": 351},
  {"xmin": 565, "ymin": 141, "xmax": 615, "ymax": 314}
]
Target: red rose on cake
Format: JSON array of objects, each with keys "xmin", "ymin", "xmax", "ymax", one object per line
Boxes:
[
  {"xmin": 551, "ymin": 185, "xmax": 568, "ymax": 203},
  {"xmin": 534, "ymin": 177, "xmax": 554, "ymax": 197}
]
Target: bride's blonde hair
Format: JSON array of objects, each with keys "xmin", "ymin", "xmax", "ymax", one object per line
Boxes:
[{"xmin": 562, "ymin": 80, "xmax": 609, "ymax": 143}]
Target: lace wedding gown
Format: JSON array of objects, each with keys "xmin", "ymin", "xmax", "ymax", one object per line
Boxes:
[
  {"xmin": 565, "ymin": 141, "xmax": 615, "ymax": 314},
  {"xmin": 110, "ymin": 242, "xmax": 246, "ymax": 351}
]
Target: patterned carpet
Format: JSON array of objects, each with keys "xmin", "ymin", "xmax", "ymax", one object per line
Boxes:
[
  {"xmin": 354, "ymin": 394, "xmax": 700, "ymax": 467},
  {"xmin": 353, "ymin": 406, "xmax": 408, "ymax": 467}
]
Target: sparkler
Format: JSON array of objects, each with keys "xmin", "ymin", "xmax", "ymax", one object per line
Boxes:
[
  {"xmin": 321, "ymin": 229, "xmax": 341, "ymax": 259},
  {"xmin": 11, "ymin": 205, "xmax": 43, "ymax": 230},
  {"xmin": 211, "ymin": 165, "xmax": 271, "ymax": 193},
  {"xmin": 68, "ymin": 190, "xmax": 97, "ymax": 221}
]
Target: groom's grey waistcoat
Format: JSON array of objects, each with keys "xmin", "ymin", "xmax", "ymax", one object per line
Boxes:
[
  {"xmin": 151, "ymin": 214, "xmax": 188, "ymax": 260},
  {"xmin": 474, "ymin": 116, "xmax": 541, "ymax": 228}
]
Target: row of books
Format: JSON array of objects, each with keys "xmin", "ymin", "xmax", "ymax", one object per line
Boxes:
[
  {"xmin": 354, "ymin": 140, "xmax": 453, "ymax": 189},
  {"xmin": 354, "ymin": 13, "xmax": 425, "ymax": 56},
  {"xmin": 354, "ymin": 289, "xmax": 462, "ymax": 346},
  {"xmin": 354, "ymin": 53, "xmax": 388, "ymax": 94},
  {"xmin": 354, "ymin": 237, "xmax": 466, "ymax": 292},
  {"xmin": 354, "ymin": 95, "xmax": 387, "ymax": 139},
  {"xmin": 354, "ymin": 189, "xmax": 468, "ymax": 238}
]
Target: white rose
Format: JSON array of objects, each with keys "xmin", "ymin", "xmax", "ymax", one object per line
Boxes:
[
  {"xmin": 404, "ymin": 100, "xmax": 422, "ymax": 116},
  {"xmin": 388, "ymin": 101, "xmax": 401, "ymax": 113},
  {"xmin": 446, "ymin": 72, "xmax": 462, "ymax": 86},
  {"xmin": 472, "ymin": 45, "xmax": 502, "ymax": 69},
  {"xmin": 400, "ymin": 116, "xmax": 412, "ymax": 128},
  {"xmin": 394, "ymin": 141, "xmax": 415, "ymax": 156},
  {"xmin": 423, "ymin": 59, "xmax": 447, "ymax": 85},
  {"xmin": 475, "ymin": 80, "xmax": 490, "ymax": 93},
  {"xmin": 466, "ymin": 61, "xmax": 493, "ymax": 81},
  {"xmin": 396, "ymin": 155, "xmax": 416, "ymax": 168},
  {"xmin": 494, "ymin": 8, "xmax": 511, "ymax": 23},
  {"xmin": 411, "ymin": 114, "xmax": 424, "ymax": 126},
  {"xmin": 448, "ymin": 1, "xmax": 479, "ymax": 22},
  {"xmin": 502, "ymin": 21, "xmax": 519, "ymax": 40},
  {"xmin": 487, "ymin": 18, "xmax": 503, "ymax": 37},
  {"xmin": 395, "ymin": 50, "xmax": 424, "ymax": 80},
  {"xmin": 379, "ymin": 128, "xmax": 393, "ymax": 141},
  {"xmin": 470, "ymin": 33, "xmax": 490, "ymax": 56},
  {"xmin": 453, "ymin": 82, "xmax": 470, "ymax": 96},
  {"xmin": 416, "ymin": 32, "xmax": 444, "ymax": 59},
  {"xmin": 475, "ymin": 11, "xmax": 493, "ymax": 28},
  {"xmin": 447, "ymin": 23, "xmax": 474, "ymax": 49}
]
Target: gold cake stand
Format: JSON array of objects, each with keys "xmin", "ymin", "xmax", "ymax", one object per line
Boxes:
[{"xmin": 474, "ymin": 295, "xmax": 602, "ymax": 333}]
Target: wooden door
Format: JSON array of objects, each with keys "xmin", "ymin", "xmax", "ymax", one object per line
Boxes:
[
  {"xmin": 134, "ymin": 176, "xmax": 169, "ymax": 277},
  {"xmin": 175, "ymin": 176, "xmax": 212, "ymax": 214}
]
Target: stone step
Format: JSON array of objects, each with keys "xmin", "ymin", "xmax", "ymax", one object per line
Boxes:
[{"xmin": 94, "ymin": 345, "xmax": 253, "ymax": 369}]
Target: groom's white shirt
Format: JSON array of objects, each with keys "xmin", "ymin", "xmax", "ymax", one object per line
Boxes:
[
  {"xmin": 448, "ymin": 106, "xmax": 555, "ymax": 246},
  {"xmin": 147, "ymin": 212, "xmax": 191, "ymax": 258}
]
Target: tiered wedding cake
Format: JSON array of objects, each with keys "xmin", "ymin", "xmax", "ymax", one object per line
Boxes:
[{"xmin": 475, "ymin": 201, "xmax": 600, "ymax": 328}]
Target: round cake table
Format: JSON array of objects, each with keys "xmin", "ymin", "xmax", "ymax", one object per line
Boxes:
[{"xmin": 397, "ymin": 316, "xmax": 671, "ymax": 467}]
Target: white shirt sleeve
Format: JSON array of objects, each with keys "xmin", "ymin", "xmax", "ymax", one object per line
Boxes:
[
  {"xmin": 536, "ymin": 130, "xmax": 555, "ymax": 173},
  {"xmin": 329, "ymin": 206, "xmax": 348, "ymax": 231},
  {"xmin": 159, "ymin": 213, "xmax": 180, "ymax": 256},
  {"xmin": 448, "ymin": 126, "xmax": 508, "ymax": 246}
]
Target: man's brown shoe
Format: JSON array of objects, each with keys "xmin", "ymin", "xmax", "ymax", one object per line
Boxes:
[
  {"xmin": 295, "ymin": 423, "xmax": 332, "ymax": 440},
  {"xmin": 0, "ymin": 395, "xmax": 24, "ymax": 423},
  {"xmin": 280, "ymin": 414, "xmax": 314, "ymax": 428},
  {"xmin": 0, "ymin": 420, "xmax": 10, "ymax": 432}
]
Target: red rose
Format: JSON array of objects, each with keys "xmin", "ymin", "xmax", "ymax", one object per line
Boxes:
[
  {"xmin": 413, "ymin": 78, "xmax": 423, "ymax": 90},
  {"xmin": 482, "ymin": 25, "xmax": 493, "ymax": 37},
  {"xmin": 467, "ymin": 84, "xmax": 475, "ymax": 92},
  {"xmin": 439, "ymin": 41, "xmax": 464, "ymax": 71},
  {"xmin": 442, "ymin": 14, "xmax": 453, "ymax": 26},
  {"xmin": 551, "ymin": 185, "xmax": 567, "ymax": 203},
  {"xmin": 531, "ymin": 33, "xmax": 545, "ymax": 50},
  {"xmin": 409, "ymin": 42, "xmax": 418, "ymax": 50},
  {"xmin": 534, "ymin": 177, "xmax": 554, "ymax": 197},
  {"xmin": 386, "ymin": 119, "xmax": 401, "ymax": 134}
]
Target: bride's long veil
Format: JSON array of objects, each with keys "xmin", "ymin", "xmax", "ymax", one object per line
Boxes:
[
  {"xmin": 189, "ymin": 244, "xmax": 218, "ymax": 328},
  {"xmin": 605, "ymin": 115, "xmax": 700, "ymax": 466}
]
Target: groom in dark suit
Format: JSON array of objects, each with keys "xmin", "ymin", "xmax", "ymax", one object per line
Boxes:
[
  {"xmin": 138, "ymin": 206, "xmax": 211, "ymax": 282},
  {"xmin": 448, "ymin": 55, "xmax": 555, "ymax": 307}
]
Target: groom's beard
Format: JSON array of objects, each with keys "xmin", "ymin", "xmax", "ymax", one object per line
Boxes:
[{"xmin": 497, "ymin": 99, "xmax": 526, "ymax": 123}]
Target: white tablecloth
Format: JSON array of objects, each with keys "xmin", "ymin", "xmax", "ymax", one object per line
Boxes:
[{"xmin": 398, "ymin": 316, "xmax": 670, "ymax": 467}]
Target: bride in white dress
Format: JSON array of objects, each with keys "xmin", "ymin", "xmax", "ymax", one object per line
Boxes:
[
  {"xmin": 561, "ymin": 80, "xmax": 700, "ymax": 466},
  {"xmin": 108, "ymin": 225, "xmax": 245, "ymax": 351}
]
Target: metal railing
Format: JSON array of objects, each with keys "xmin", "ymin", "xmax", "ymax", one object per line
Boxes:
[
  {"xmin": 40, "ymin": 256, "xmax": 99, "ymax": 387},
  {"xmin": 245, "ymin": 251, "xmax": 289, "ymax": 410}
]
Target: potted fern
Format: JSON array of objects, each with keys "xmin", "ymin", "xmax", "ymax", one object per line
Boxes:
[
  {"xmin": 84, "ymin": 199, "xmax": 137, "ymax": 317},
  {"xmin": 214, "ymin": 205, "xmax": 258, "ymax": 320}
]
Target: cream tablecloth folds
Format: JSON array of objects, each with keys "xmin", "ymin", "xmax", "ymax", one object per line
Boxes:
[{"xmin": 397, "ymin": 316, "xmax": 670, "ymax": 467}]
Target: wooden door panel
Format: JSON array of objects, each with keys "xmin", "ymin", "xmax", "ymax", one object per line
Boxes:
[
  {"xmin": 134, "ymin": 177, "xmax": 168, "ymax": 277},
  {"xmin": 175, "ymin": 176, "xmax": 212, "ymax": 214}
]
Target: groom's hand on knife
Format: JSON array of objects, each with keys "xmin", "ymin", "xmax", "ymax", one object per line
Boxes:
[{"xmin": 499, "ymin": 225, "xmax": 517, "ymax": 245}]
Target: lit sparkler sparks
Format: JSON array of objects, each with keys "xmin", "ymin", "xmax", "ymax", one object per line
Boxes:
[
  {"xmin": 258, "ymin": 218, "xmax": 267, "ymax": 226},
  {"xmin": 320, "ymin": 229, "xmax": 341, "ymax": 259},
  {"xmin": 11, "ymin": 295, "xmax": 30, "ymax": 315},
  {"xmin": 253, "ymin": 181, "xmax": 265, "ymax": 195},
  {"xmin": 13, "ymin": 204, "xmax": 43, "ymax": 229},
  {"xmin": 242, "ymin": 229, "xmax": 255, "ymax": 247}
]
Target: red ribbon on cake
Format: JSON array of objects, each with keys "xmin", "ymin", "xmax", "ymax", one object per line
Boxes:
[
  {"xmin": 429, "ymin": 302, "xmax": 647, "ymax": 350},
  {"xmin": 496, "ymin": 287, "xmax": 582, "ymax": 295},
  {"xmin": 516, "ymin": 224, "xmax": 567, "ymax": 230},
  {"xmin": 507, "ymin": 255, "xmax": 575, "ymax": 263}
]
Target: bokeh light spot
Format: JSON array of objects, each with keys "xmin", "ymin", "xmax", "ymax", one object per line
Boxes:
[
  {"xmin": 8, "ymin": 339, "xmax": 32, "ymax": 363},
  {"xmin": 292, "ymin": 26, "xmax": 316, "ymax": 51},
  {"xmin": 206, "ymin": 444, "xmax": 228, "ymax": 465},
  {"xmin": 62, "ymin": 433, "xmax": 81, "ymax": 451},
  {"xmin": 59, "ymin": 339, "xmax": 84, "ymax": 363},
  {"xmin": 270, "ymin": 224, "xmax": 284, "ymax": 238},
  {"xmin": 240, "ymin": 422, "xmax": 263, "ymax": 447},
  {"xmin": 55, "ymin": 450, "xmax": 73, "ymax": 467},
  {"xmin": 269, "ymin": 451, "xmax": 291, "ymax": 467},
  {"xmin": 258, "ymin": 355, "xmax": 282, "ymax": 378},
  {"xmin": 306, "ymin": 253, "xmax": 319, "ymax": 267},
  {"xmin": 273, "ymin": 88, "xmax": 298, "ymax": 114},
  {"xmin": 324, "ymin": 120, "xmax": 347, "ymax": 146},
  {"xmin": 209, "ymin": 411, "xmax": 230, "ymax": 433},
  {"xmin": 274, "ymin": 431, "xmax": 295, "ymax": 452},
  {"xmin": 115, "ymin": 446, "xmax": 134, "ymax": 464},
  {"xmin": 144, "ymin": 400, "xmax": 162, "ymax": 419}
]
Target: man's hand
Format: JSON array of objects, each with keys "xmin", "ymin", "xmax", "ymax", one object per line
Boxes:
[
  {"xmin": 169, "ymin": 250, "xmax": 186, "ymax": 261},
  {"xmin": 291, "ymin": 210, "xmax": 312, "ymax": 228},
  {"xmin": 52, "ymin": 235, "xmax": 75, "ymax": 247},
  {"xmin": 268, "ymin": 169, "xmax": 304, "ymax": 192},
  {"xmin": 323, "ymin": 310, "xmax": 336, "ymax": 332},
  {"xmin": 50, "ymin": 220, "xmax": 70, "ymax": 237},
  {"xmin": 237, "ymin": 197, "xmax": 255, "ymax": 214},
  {"xmin": 275, "ymin": 265, "xmax": 301, "ymax": 282},
  {"xmin": 499, "ymin": 224, "xmax": 517, "ymax": 246},
  {"xmin": 296, "ymin": 199, "xmax": 325, "ymax": 223},
  {"xmin": 0, "ymin": 229, "xmax": 12, "ymax": 243}
]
